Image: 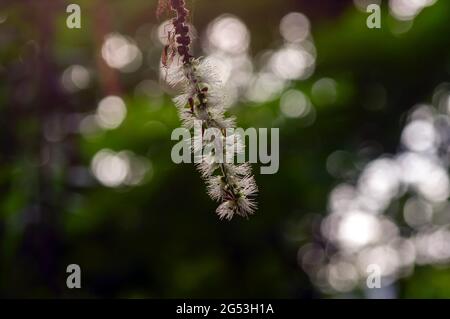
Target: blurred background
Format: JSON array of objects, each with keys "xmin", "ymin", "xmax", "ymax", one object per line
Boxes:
[{"xmin": 1, "ymin": 0, "xmax": 450, "ymax": 298}]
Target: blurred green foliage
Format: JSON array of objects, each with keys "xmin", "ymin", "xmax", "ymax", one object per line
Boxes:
[{"xmin": 0, "ymin": 0, "xmax": 450, "ymax": 298}]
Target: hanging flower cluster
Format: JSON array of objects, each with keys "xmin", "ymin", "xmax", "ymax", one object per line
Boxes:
[{"xmin": 157, "ymin": 0, "xmax": 258, "ymax": 220}]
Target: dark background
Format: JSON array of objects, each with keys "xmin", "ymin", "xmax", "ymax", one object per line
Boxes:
[{"xmin": 1, "ymin": 0, "xmax": 450, "ymax": 298}]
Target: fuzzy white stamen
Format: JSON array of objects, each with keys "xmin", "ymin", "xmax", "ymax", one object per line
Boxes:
[{"xmin": 161, "ymin": 3, "xmax": 258, "ymax": 220}]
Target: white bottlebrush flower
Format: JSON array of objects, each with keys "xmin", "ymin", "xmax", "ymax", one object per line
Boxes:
[
  {"xmin": 159, "ymin": 0, "xmax": 258, "ymax": 219},
  {"xmin": 225, "ymin": 163, "xmax": 252, "ymax": 177},
  {"xmin": 196, "ymin": 153, "xmax": 220, "ymax": 178},
  {"xmin": 216, "ymin": 201, "xmax": 238, "ymax": 220},
  {"xmin": 217, "ymin": 195, "xmax": 258, "ymax": 221},
  {"xmin": 206, "ymin": 176, "xmax": 227, "ymax": 201}
]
